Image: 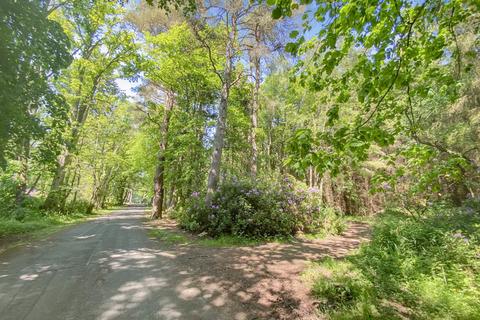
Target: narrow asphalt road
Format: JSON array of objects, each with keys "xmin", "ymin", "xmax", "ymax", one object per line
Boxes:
[{"xmin": 0, "ymin": 207, "xmax": 235, "ymax": 320}]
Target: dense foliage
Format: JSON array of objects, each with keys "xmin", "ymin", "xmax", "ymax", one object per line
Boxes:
[
  {"xmin": 177, "ymin": 177, "xmax": 344, "ymax": 237},
  {"xmin": 306, "ymin": 205, "xmax": 480, "ymax": 319},
  {"xmin": 0, "ymin": 0, "xmax": 71, "ymax": 168}
]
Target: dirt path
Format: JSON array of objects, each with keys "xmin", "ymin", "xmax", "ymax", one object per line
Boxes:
[
  {"xmin": 0, "ymin": 207, "xmax": 369, "ymax": 320},
  {"xmin": 148, "ymin": 219, "xmax": 370, "ymax": 320}
]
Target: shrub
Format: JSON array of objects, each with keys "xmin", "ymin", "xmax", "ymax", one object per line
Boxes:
[
  {"xmin": 0, "ymin": 172, "xmax": 19, "ymax": 215},
  {"xmin": 308, "ymin": 258, "xmax": 374, "ymax": 314},
  {"xmin": 63, "ymin": 199, "xmax": 94, "ymax": 215},
  {"xmin": 307, "ymin": 204, "xmax": 480, "ymax": 319},
  {"xmin": 178, "ymin": 176, "xmax": 344, "ymax": 238},
  {"xmin": 21, "ymin": 196, "xmax": 44, "ymax": 210}
]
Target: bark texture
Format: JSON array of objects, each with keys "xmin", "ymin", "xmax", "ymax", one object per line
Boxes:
[{"xmin": 151, "ymin": 91, "xmax": 175, "ymax": 219}]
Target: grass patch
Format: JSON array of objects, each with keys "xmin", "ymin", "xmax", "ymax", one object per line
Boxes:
[
  {"xmin": 302, "ymin": 228, "xmax": 343, "ymax": 240},
  {"xmin": 148, "ymin": 229, "xmax": 190, "ymax": 244},
  {"xmin": 0, "ymin": 207, "xmax": 115, "ymax": 238},
  {"xmin": 303, "ymin": 205, "xmax": 480, "ymax": 319},
  {"xmin": 1, "ymin": 213, "xmax": 85, "ymax": 238},
  {"xmin": 303, "ymin": 257, "xmax": 377, "ymax": 318},
  {"xmin": 302, "ymin": 230, "xmax": 331, "ymax": 240},
  {"xmin": 301, "ymin": 216, "xmax": 349, "ymax": 240},
  {"xmin": 196, "ymin": 234, "xmax": 294, "ymax": 247},
  {"xmin": 0, "ymin": 218, "xmax": 56, "ymax": 237},
  {"xmin": 343, "ymin": 214, "xmax": 376, "ymax": 225},
  {"xmin": 197, "ymin": 234, "xmax": 266, "ymax": 247},
  {"xmin": 0, "ymin": 206, "xmax": 117, "ymax": 254},
  {"xmin": 147, "ymin": 227, "xmax": 294, "ymax": 247}
]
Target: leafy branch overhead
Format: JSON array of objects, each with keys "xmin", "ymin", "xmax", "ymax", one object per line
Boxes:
[{"xmin": 270, "ymin": 0, "xmax": 479, "ymax": 174}]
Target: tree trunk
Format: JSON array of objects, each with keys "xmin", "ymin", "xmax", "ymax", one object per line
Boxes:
[
  {"xmin": 167, "ymin": 184, "xmax": 175, "ymax": 209},
  {"xmin": 205, "ymin": 17, "xmax": 235, "ymax": 206},
  {"xmin": 15, "ymin": 137, "xmax": 30, "ymax": 205},
  {"xmin": 43, "ymin": 151, "xmax": 72, "ymax": 210},
  {"xmin": 124, "ymin": 188, "xmax": 132, "ymax": 204},
  {"xmin": 322, "ymin": 172, "xmax": 335, "ymax": 209},
  {"xmin": 91, "ymin": 167, "xmax": 113, "ymax": 209},
  {"xmin": 72, "ymin": 173, "xmax": 81, "ymax": 203},
  {"xmin": 308, "ymin": 166, "xmax": 314, "ymax": 187},
  {"xmin": 151, "ymin": 91, "xmax": 175, "ymax": 219},
  {"xmin": 250, "ymin": 54, "xmax": 260, "ymax": 178},
  {"xmin": 44, "ymin": 105, "xmax": 88, "ymax": 209},
  {"xmin": 205, "ymin": 83, "xmax": 229, "ymax": 206}
]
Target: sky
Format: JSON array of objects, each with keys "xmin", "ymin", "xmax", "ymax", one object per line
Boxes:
[
  {"xmin": 115, "ymin": 2, "xmax": 324, "ymax": 101},
  {"xmin": 116, "ymin": 78, "xmax": 136, "ymax": 97}
]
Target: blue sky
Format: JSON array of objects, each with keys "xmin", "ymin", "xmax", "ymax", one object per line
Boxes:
[
  {"xmin": 116, "ymin": 78, "xmax": 137, "ymax": 99},
  {"xmin": 115, "ymin": 2, "xmax": 324, "ymax": 100}
]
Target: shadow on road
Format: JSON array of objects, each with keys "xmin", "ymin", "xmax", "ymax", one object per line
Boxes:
[{"xmin": 0, "ymin": 207, "xmax": 370, "ymax": 320}]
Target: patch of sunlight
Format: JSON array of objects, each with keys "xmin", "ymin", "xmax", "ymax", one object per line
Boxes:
[
  {"xmin": 19, "ymin": 273, "xmax": 38, "ymax": 281},
  {"xmin": 75, "ymin": 234, "xmax": 96, "ymax": 239},
  {"xmin": 100, "ymin": 276, "xmax": 168, "ymax": 320}
]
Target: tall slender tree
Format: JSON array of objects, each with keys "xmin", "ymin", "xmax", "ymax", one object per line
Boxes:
[
  {"xmin": 244, "ymin": 5, "xmax": 290, "ymax": 177},
  {"xmin": 44, "ymin": 0, "xmax": 136, "ymax": 209},
  {"xmin": 135, "ymin": 22, "xmax": 218, "ymax": 218},
  {"xmin": 190, "ymin": 1, "xmax": 257, "ymax": 205}
]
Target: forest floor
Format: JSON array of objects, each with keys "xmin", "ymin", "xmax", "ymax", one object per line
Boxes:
[
  {"xmin": 0, "ymin": 207, "xmax": 369, "ymax": 320},
  {"xmin": 146, "ymin": 218, "xmax": 371, "ymax": 319}
]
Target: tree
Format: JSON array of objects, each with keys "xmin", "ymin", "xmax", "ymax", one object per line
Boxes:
[
  {"xmin": 81, "ymin": 100, "xmax": 135, "ymax": 208},
  {"xmin": 135, "ymin": 22, "xmax": 218, "ymax": 218},
  {"xmin": 189, "ymin": 1, "xmax": 259, "ymax": 205},
  {"xmin": 243, "ymin": 4, "xmax": 290, "ymax": 177},
  {"xmin": 272, "ymin": 0, "xmax": 479, "ymax": 178},
  {"xmin": 0, "ymin": 0, "xmax": 71, "ymax": 197},
  {"xmin": 43, "ymin": 0, "xmax": 136, "ymax": 210}
]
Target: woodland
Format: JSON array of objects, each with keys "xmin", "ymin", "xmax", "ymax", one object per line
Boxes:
[{"xmin": 0, "ymin": 0, "xmax": 479, "ymax": 318}]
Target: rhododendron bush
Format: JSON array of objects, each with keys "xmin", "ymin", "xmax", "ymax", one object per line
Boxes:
[{"xmin": 176, "ymin": 176, "xmax": 344, "ymax": 237}]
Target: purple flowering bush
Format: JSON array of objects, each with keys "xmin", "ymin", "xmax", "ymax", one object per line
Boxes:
[{"xmin": 178, "ymin": 176, "xmax": 343, "ymax": 237}]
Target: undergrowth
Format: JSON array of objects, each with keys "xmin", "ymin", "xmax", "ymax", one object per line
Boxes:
[
  {"xmin": 304, "ymin": 203, "xmax": 480, "ymax": 319},
  {"xmin": 0, "ymin": 200, "xmax": 110, "ymax": 238}
]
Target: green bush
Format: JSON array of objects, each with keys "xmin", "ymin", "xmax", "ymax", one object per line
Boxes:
[
  {"xmin": 63, "ymin": 199, "xmax": 94, "ymax": 215},
  {"xmin": 21, "ymin": 195, "xmax": 44, "ymax": 210},
  {"xmin": 308, "ymin": 258, "xmax": 374, "ymax": 314},
  {"xmin": 0, "ymin": 172, "xmax": 19, "ymax": 215},
  {"xmin": 307, "ymin": 204, "xmax": 480, "ymax": 319},
  {"xmin": 0, "ymin": 217, "xmax": 53, "ymax": 237},
  {"xmin": 0, "ymin": 199, "xmax": 98, "ymax": 237},
  {"xmin": 177, "ymin": 176, "xmax": 344, "ymax": 238}
]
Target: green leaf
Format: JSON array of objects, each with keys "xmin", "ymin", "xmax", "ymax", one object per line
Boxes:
[
  {"xmin": 326, "ymin": 105, "xmax": 340, "ymax": 126},
  {"xmin": 285, "ymin": 42, "xmax": 299, "ymax": 54},
  {"xmin": 271, "ymin": 7, "xmax": 282, "ymax": 19}
]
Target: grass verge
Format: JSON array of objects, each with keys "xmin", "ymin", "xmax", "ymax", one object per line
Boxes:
[
  {"xmin": 147, "ymin": 228, "xmax": 284, "ymax": 247},
  {"xmin": 302, "ymin": 205, "xmax": 480, "ymax": 319},
  {"xmin": 0, "ymin": 207, "xmax": 118, "ymax": 254},
  {"xmin": 147, "ymin": 229, "xmax": 190, "ymax": 245},
  {"xmin": 196, "ymin": 234, "xmax": 292, "ymax": 247},
  {"xmin": 147, "ymin": 223, "xmax": 349, "ymax": 248}
]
